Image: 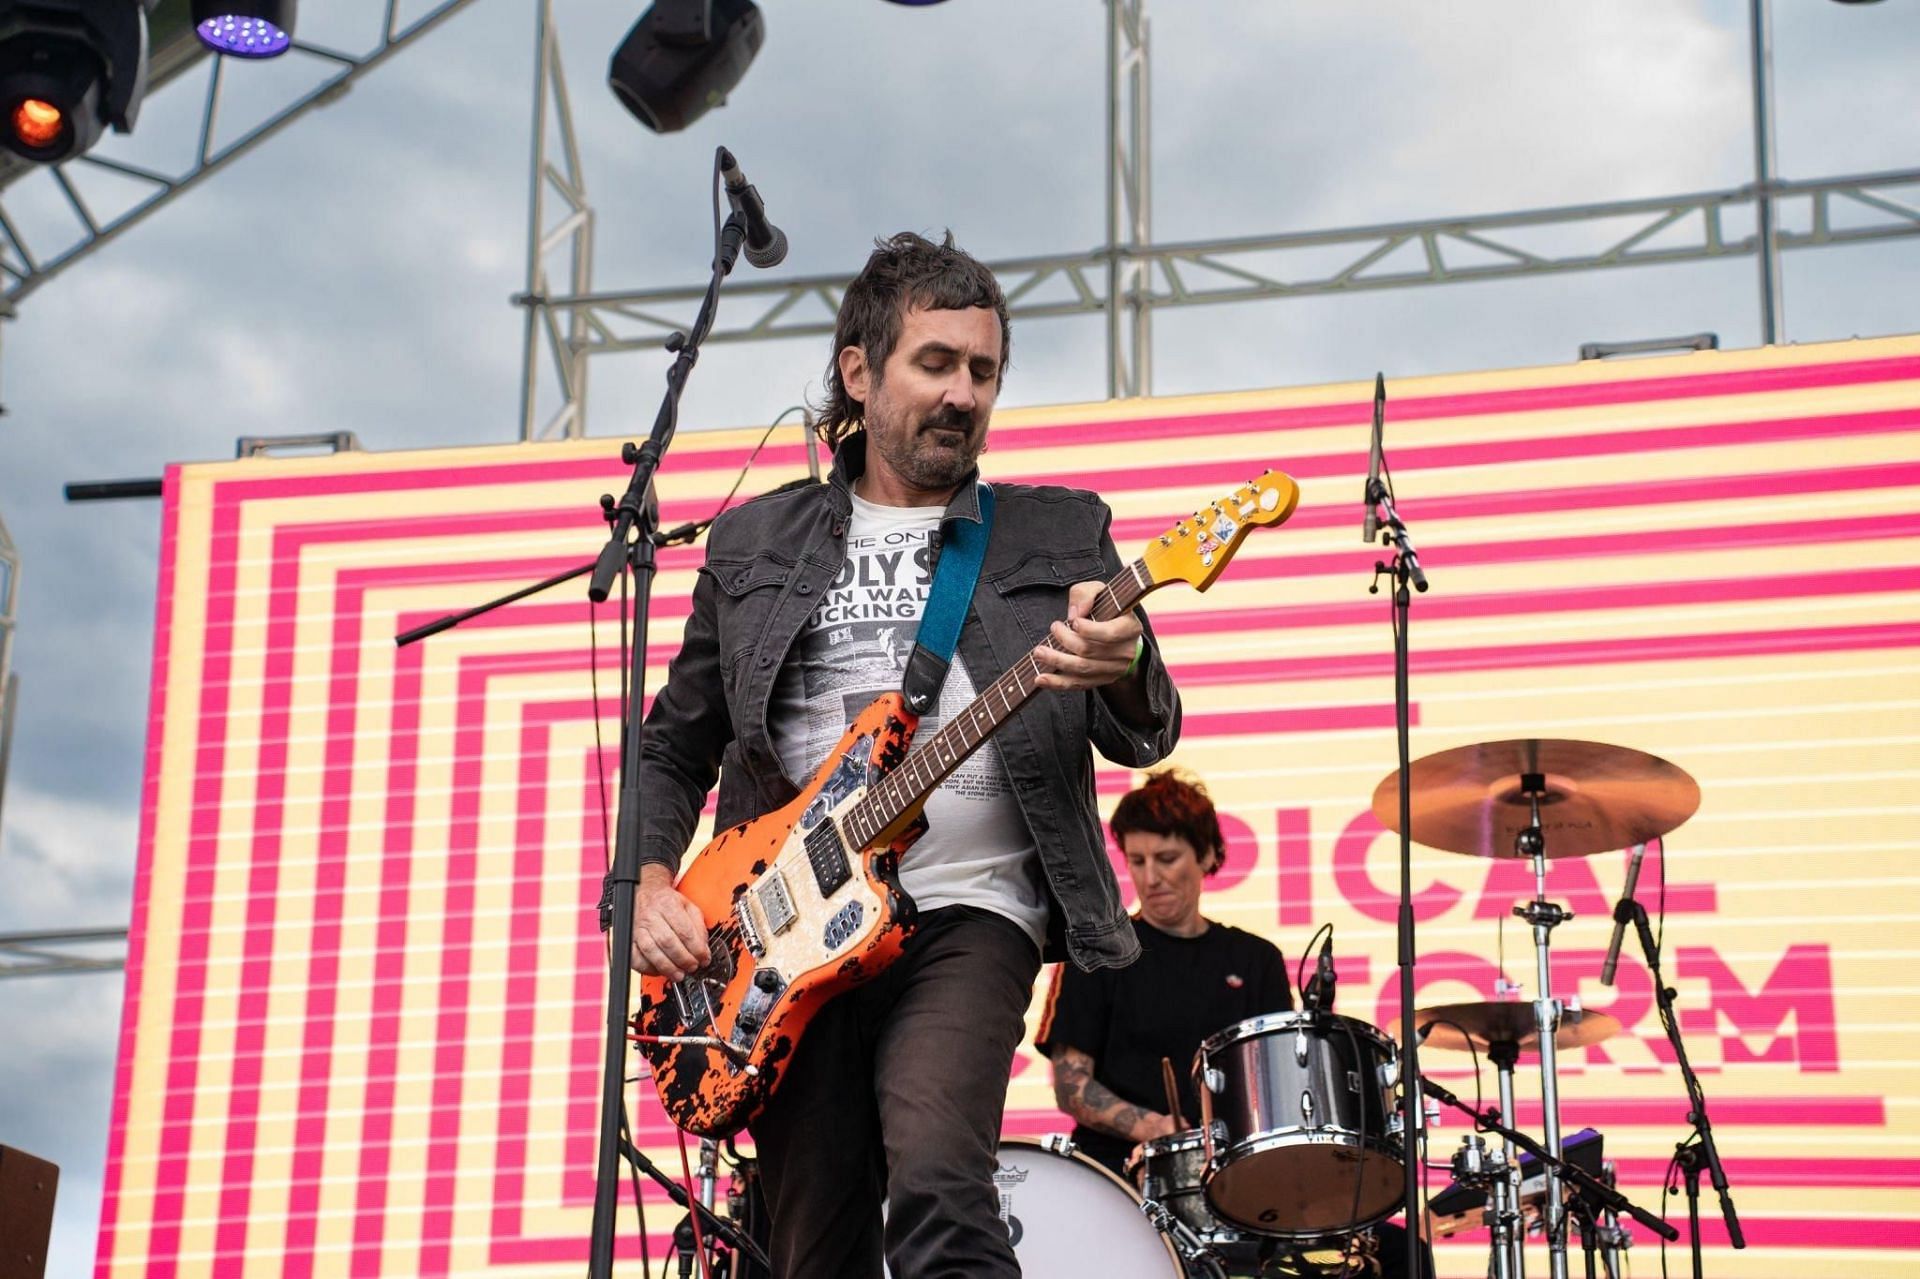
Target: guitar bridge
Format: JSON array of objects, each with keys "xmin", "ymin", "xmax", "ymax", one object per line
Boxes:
[
  {"xmin": 733, "ymin": 895, "xmax": 765, "ymax": 958},
  {"xmin": 671, "ymin": 937, "xmax": 737, "ymax": 1029}
]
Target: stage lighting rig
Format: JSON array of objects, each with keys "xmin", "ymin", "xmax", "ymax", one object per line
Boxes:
[
  {"xmin": 0, "ymin": 0, "xmax": 155, "ymax": 164},
  {"xmin": 191, "ymin": 0, "xmax": 293, "ymax": 59},
  {"xmin": 608, "ymin": 0, "xmax": 762, "ymax": 134}
]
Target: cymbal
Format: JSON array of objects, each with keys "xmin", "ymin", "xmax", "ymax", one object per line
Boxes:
[
  {"xmin": 1371, "ymin": 738, "xmax": 1699, "ymax": 859},
  {"xmin": 1413, "ymin": 1001, "xmax": 1622, "ymax": 1054}
]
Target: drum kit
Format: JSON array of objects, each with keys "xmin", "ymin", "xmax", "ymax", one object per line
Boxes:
[{"xmin": 991, "ymin": 737, "xmax": 1703, "ymax": 1279}]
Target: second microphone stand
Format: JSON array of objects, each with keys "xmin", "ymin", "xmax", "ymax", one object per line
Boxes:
[
  {"xmin": 1367, "ymin": 472, "xmax": 1428, "ymax": 1279},
  {"xmin": 1616, "ymin": 896, "xmax": 1746, "ymax": 1279}
]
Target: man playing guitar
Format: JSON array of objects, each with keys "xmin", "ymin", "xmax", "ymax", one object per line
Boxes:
[{"xmin": 627, "ymin": 230, "xmax": 1181, "ymax": 1278}]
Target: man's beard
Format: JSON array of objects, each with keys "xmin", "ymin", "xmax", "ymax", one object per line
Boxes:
[{"xmin": 872, "ymin": 405, "xmax": 982, "ymax": 490}]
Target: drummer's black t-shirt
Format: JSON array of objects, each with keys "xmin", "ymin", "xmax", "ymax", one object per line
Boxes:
[{"xmin": 1035, "ymin": 917, "xmax": 1294, "ymax": 1173}]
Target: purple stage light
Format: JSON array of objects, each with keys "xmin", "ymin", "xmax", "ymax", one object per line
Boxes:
[{"xmin": 195, "ymin": 15, "xmax": 293, "ymax": 59}]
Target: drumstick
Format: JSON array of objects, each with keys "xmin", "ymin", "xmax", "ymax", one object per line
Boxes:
[{"xmin": 1160, "ymin": 1056, "xmax": 1186, "ymax": 1131}]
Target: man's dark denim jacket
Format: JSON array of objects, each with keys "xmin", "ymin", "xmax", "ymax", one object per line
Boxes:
[{"xmin": 634, "ymin": 433, "xmax": 1182, "ymax": 971}]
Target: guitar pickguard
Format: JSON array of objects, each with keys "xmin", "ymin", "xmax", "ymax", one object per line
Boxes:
[{"xmin": 800, "ymin": 732, "xmax": 881, "ymax": 832}]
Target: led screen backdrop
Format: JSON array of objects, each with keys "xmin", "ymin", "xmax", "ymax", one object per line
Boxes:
[{"xmin": 99, "ymin": 333, "xmax": 1920, "ymax": 1277}]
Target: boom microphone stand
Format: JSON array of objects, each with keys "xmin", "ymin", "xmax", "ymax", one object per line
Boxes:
[
  {"xmin": 1616, "ymin": 896, "xmax": 1746, "ymax": 1278},
  {"xmin": 584, "ymin": 187, "xmax": 753, "ymax": 1279},
  {"xmin": 1419, "ymin": 1077, "xmax": 1677, "ymax": 1247},
  {"xmin": 1363, "ymin": 374, "xmax": 1430, "ymax": 1279},
  {"xmin": 397, "ymin": 151, "xmax": 777, "ymax": 1279}
]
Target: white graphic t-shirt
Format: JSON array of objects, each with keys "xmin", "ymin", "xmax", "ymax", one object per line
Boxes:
[{"xmin": 768, "ymin": 492, "xmax": 1048, "ymax": 949}]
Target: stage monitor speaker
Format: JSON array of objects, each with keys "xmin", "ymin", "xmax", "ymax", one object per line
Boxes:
[{"xmin": 0, "ymin": 1145, "xmax": 58, "ymax": 1279}]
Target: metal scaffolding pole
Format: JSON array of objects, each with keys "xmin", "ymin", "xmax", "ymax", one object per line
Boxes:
[
  {"xmin": 517, "ymin": 0, "xmax": 596, "ymax": 443},
  {"xmin": 1749, "ymin": 0, "xmax": 1784, "ymax": 344},
  {"xmin": 1106, "ymin": 0, "xmax": 1151, "ymax": 399},
  {"xmin": 0, "ymin": 506, "xmax": 16, "ymax": 834},
  {"xmin": 524, "ymin": 166, "xmax": 1920, "ymax": 354}
]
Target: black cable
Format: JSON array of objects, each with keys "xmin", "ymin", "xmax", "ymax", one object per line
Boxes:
[
  {"xmin": 618, "ymin": 1105, "xmax": 652, "ymax": 1274},
  {"xmin": 690, "ymin": 406, "xmax": 808, "ymax": 534},
  {"xmin": 1297, "ymin": 920, "xmax": 1333, "ymax": 998},
  {"xmin": 590, "ymin": 605, "xmax": 615, "ymax": 868},
  {"xmin": 1423, "ymin": 1019, "xmax": 1483, "ymax": 1118}
]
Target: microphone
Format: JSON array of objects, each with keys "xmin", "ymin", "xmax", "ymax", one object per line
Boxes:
[
  {"xmin": 1600, "ymin": 842, "xmax": 1649, "ymax": 987},
  {"xmin": 717, "ymin": 146, "xmax": 788, "ymax": 269},
  {"xmin": 1302, "ymin": 934, "xmax": 1337, "ymax": 1012},
  {"xmin": 1361, "ymin": 372, "xmax": 1385, "ymax": 544}
]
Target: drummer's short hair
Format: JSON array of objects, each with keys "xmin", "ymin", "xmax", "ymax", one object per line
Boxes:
[{"xmin": 1110, "ymin": 770, "xmax": 1228, "ymax": 875}]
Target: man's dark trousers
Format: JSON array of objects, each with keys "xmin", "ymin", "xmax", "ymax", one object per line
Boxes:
[{"xmin": 747, "ymin": 906, "xmax": 1041, "ymax": 1278}]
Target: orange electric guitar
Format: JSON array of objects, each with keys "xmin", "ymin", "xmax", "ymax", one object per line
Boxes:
[{"xmin": 633, "ymin": 469, "xmax": 1302, "ymax": 1137}]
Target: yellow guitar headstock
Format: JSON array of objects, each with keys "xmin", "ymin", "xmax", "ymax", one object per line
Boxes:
[{"xmin": 1140, "ymin": 469, "xmax": 1301, "ymax": 592}]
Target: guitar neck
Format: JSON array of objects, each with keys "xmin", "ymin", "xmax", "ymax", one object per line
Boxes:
[{"xmin": 842, "ymin": 559, "xmax": 1156, "ymax": 850}]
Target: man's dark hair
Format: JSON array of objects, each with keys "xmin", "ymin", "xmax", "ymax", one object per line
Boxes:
[
  {"xmin": 1109, "ymin": 770, "xmax": 1229, "ymax": 876},
  {"xmin": 814, "ymin": 230, "xmax": 1011, "ymax": 448}
]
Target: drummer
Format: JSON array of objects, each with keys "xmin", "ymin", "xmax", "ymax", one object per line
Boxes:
[
  {"xmin": 1035, "ymin": 769, "xmax": 1293, "ymax": 1175},
  {"xmin": 1035, "ymin": 770, "xmax": 1433, "ymax": 1279}
]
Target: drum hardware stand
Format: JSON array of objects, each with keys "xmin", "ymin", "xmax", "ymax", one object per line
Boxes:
[
  {"xmin": 1139, "ymin": 1197, "xmax": 1229, "ymax": 1279},
  {"xmin": 1509, "ymin": 777, "xmax": 1573, "ymax": 1279},
  {"xmin": 1482, "ymin": 1039, "xmax": 1527, "ymax": 1279},
  {"xmin": 1363, "ymin": 373, "xmax": 1431, "ymax": 1279},
  {"xmin": 613, "ymin": 1135, "xmax": 771, "ymax": 1273},
  {"xmin": 1614, "ymin": 897, "xmax": 1746, "ymax": 1277},
  {"xmin": 1448, "ymin": 1134, "xmax": 1518, "ymax": 1279},
  {"xmin": 1417, "ymin": 1077, "xmax": 1677, "ymax": 1249},
  {"xmin": 1567, "ymin": 1167, "xmax": 1631, "ymax": 1279}
]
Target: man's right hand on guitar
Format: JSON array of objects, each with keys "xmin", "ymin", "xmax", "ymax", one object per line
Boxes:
[{"xmin": 630, "ymin": 863, "xmax": 711, "ymax": 980}]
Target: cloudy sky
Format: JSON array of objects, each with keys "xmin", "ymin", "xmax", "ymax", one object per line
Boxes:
[{"xmin": 0, "ymin": 0, "xmax": 1916, "ymax": 1271}]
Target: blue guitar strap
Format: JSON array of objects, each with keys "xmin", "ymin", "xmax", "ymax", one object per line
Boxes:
[{"xmin": 901, "ymin": 483, "xmax": 995, "ymax": 715}]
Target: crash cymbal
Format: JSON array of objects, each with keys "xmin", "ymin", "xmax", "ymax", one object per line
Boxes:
[
  {"xmin": 1412, "ymin": 1001, "xmax": 1622, "ymax": 1054},
  {"xmin": 1372, "ymin": 738, "xmax": 1699, "ymax": 859}
]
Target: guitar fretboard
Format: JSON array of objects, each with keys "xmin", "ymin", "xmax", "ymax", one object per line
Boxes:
[{"xmin": 840, "ymin": 558, "xmax": 1157, "ymax": 850}]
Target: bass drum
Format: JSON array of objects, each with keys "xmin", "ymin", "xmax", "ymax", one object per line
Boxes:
[{"xmin": 991, "ymin": 1135, "xmax": 1183, "ymax": 1277}]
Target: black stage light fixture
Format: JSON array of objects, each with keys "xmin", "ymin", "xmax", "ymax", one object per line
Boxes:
[
  {"xmin": 609, "ymin": 0, "xmax": 763, "ymax": 135},
  {"xmin": 191, "ymin": 0, "xmax": 294, "ymax": 59},
  {"xmin": 0, "ymin": 0, "xmax": 153, "ymax": 164}
]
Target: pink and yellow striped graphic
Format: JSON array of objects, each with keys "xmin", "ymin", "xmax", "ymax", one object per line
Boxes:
[{"xmin": 99, "ymin": 334, "xmax": 1920, "ymax": 1276}]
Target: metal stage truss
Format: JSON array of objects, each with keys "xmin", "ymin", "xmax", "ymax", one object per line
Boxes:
[
  {"xmin": 0, "ymin": 0, "xmax": 484, "ymax": 305},
  {"xmin": 516, "ymin": 0, "xmax": 1920, "ymax": 439},
  {"xmin": 0, "ymin": 927, "xmax": 128, "ymax": 978}
]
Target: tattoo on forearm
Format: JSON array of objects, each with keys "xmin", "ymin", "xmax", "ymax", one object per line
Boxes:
[{"xmin": 1051, "ymin": 1046, "xmax": 1156, "ymax": 1141}]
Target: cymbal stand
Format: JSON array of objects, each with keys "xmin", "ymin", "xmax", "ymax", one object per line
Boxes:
[
  {"xmin": 1510, "ymin": 776, "xmax": 1571, "ymax": 1279},
  {"xmin": 1595, "ymin": 1162, "xmax": 1629, "ymax": 1279},
  {"xmin": 1486, "ymin": 1039, "xmax": 1527, "ymax": 1279}
]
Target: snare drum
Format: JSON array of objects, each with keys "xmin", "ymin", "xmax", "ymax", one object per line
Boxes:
[
  {"xmin": 991, "ymin": 1136, "xmax": 1182, "ymax": 1277},
  {"xmin": 1128, "ymin": 1128, "xmax": 1268, "ymax": 1274},
  {"xmin": 1195, "ymin": 1011, "xmax": 1404, "ymax": 1236}
]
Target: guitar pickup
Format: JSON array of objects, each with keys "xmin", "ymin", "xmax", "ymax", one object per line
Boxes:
[
  {"xmin": 752, "ymin": 869, "xmax": 798, "ymax": 937},
  {"xmin": 804, "ymin": 819, "xmax": 852, "ymax": 897}
]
